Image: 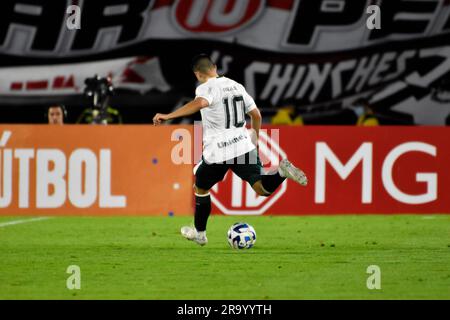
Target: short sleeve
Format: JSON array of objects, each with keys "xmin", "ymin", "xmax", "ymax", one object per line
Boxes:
[
  {"xmin": 195, "ymin": 85, "xmax": 214, "ymax": 106},
  {"xmin": 242, "ymin": 88, "xmax": 257, "ymax": 113}
]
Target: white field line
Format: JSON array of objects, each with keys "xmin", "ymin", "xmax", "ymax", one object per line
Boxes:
[{"xmin": 0, "ymin": 217, "xmax": 52, "ymax": 228}]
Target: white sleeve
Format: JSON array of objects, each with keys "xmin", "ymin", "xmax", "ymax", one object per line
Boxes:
[
  {"xmin": 195, "ymin": 85, "xmax": 214, "ymax": 106},
  {"xmin": 242, "ymin": 89, "xmax": 257, "ymax": 113}
]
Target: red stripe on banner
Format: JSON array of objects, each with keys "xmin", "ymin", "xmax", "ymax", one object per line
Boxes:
[
  {"xmin": 153, "ymin": 0, "xmax": 294, "ymax": 10},
  {"xmin": 153, "ymin": 0, "xmax": 174, "ymax": 9},
  {"xmin": 134, "ymin": 56, "xmax": 153, "ymax": 64},
  {"xmin": 65, "ymin": 75, "xmax": 75, "ymax": 88},
  {"xmin": 10, "ymin": 82, "xmax": 23, "ymax": 91},
  {"xmin": 209, "ymin": 126, "xmax": 450, "ymax": 215},
  {"xmin": 224, "ymin": 0, "xmax": 237, "ymax": 14},
  {"xmin": 26, "ymin": 81, "xmax": 48, "ymax": 90},
  {"xmin": 267, "ymin": 0, "xmax": 294, "ymax": 10},
  {"xmin": 53, "ymin": 76, "xmax": 65, "ymax": 88}
]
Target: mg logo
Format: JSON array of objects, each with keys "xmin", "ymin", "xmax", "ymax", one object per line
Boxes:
[
  {"xmin": 211, "ymin": 130, "xmax": 287, "ymax": 215},
  {"xmin": 173, "ymin": 0, "xmax": 265, "ymax": 35}
]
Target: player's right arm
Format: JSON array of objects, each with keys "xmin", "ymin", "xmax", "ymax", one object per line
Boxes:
[
  {"xmin": 153, "ymin": 83, "xmax": 215, "ymax": 125},
  {"xmin": 153, "ymin": 97, "xmax": 209, "ymax": 125}
]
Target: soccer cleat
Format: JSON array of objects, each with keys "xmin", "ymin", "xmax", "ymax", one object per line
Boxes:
[
  {"xmin": 279, "ymin": 159, "xmax": 308, "ymax": 186},
  {"xmin": 180, "ymin": 226, "xmax": 208, "ymax": 246}
]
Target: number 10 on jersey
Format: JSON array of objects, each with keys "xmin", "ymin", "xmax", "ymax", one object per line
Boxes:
[{"xmin": 223, "ymin": 95, "xmax": 245, "ymax": 129}]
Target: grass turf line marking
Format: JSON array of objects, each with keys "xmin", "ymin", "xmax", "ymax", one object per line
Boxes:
[{"xmin": 0, "ymin": 217, "xmax": 52, "ymax": 228}]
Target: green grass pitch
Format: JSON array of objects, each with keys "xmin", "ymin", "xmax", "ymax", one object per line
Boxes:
[{"xmin": 0, "ymin": 215, "xmax": 449, "ymax": 300}]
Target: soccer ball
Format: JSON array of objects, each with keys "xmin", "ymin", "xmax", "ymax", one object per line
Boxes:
[{"xmin": 227, "ymin": 222, "xmax": 256, "ymax": 249}]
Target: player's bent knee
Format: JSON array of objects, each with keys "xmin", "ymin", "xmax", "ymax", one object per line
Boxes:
[
  {"xmin": 194, "ymin": 184, "xmax": 210, "ymax": 196},
  {"xmin": 252, "ymin": 181, "xmax": 271, "ymax": 197}
]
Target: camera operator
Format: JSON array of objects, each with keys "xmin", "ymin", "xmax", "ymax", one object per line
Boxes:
[{"xmin": 78, "ymin": 75, "xmax": 121, "ymax": 125}]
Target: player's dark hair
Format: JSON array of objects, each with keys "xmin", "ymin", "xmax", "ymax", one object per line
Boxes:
[{"xmin": 191, "ymin": 54, "xmax": 216, "ymax": 73}]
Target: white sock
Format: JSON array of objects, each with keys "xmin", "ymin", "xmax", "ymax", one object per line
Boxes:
[
  {"xmin": 197, "ymin": 231, "xmax": 206, "ymax": 238},
  {"xmin": 278, "ymin": 166, "xmax": 286, "ymax": 178}
]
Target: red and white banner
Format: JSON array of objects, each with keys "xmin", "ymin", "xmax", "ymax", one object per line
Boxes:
[
  {"xmin": 0, "ymin": 57, "xmax": 170, "ymax": 96},
  {"xmin": 1, "ymin": 0, "xmax": 449, "ymax": 124},
  {"xmin": 1, "ymin": 0, "xmax": 448, "ymax": 56},
  {"xmin": 211, "ymin": 126, "xmax": 450, "ymax": 215}
]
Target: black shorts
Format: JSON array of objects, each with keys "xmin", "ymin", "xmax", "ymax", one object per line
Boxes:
[{"xmin": 194, "ymin": 149, "xmax": 263, "ymax": 190}]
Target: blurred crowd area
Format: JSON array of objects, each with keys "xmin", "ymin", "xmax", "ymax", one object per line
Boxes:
[
  {"xmin": 0, "ymin": 92, "xmax": 433, "ymax": 126},
  {"xmin": 2, "ymin": 72, "xmax": 450, "ymax": 126}
]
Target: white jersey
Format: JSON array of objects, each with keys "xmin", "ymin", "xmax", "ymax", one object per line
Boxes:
[{"xmin": 195, "ymin": 76, "xmax": 257, "ymax": 164}]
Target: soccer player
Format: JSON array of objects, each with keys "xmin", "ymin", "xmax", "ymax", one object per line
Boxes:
[{"xmin": 153, "ymin": 55, "xmax": 307, "ymax": 246}]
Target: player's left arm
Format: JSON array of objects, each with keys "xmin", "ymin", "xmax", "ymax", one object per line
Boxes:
[
  {"xmin": 247, "ymin": 107, "xmax": 261, "ymax": 140},
  {"xmin": 247, "ymin": 107, "xmax": 262, "ymax": 137},
  {"xmin": 153, "ymin": 97, "xmax": 209, "ymax": 125}
]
